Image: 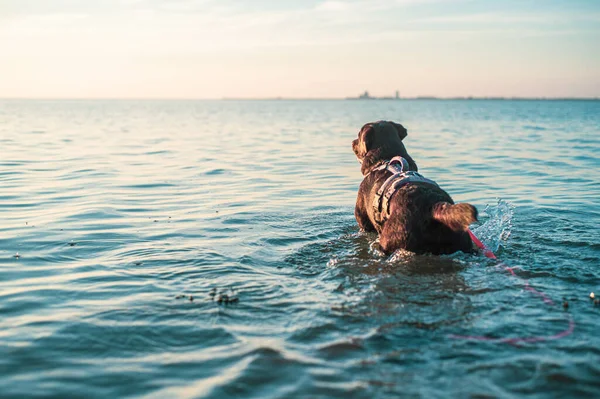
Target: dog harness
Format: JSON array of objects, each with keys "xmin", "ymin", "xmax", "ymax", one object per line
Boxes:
[{"xmin": 371, "ymin": 156, "xmax": 439, "ymax": 227}]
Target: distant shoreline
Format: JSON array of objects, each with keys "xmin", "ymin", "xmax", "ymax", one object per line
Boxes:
[
  {"xmin": 224, "ymin": 97, "xmax": 600, "ymax": 101},
  {"xmin": 2, "ymin": 97, "xmax": 599, "ymax": 101}
]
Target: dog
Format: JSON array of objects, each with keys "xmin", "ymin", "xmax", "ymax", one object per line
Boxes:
[{"xmin": 352, "ymin": 120, "xmax": 478, "ymax": 255}]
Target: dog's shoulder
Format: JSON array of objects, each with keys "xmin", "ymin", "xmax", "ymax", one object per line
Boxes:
[
  {"xmin": 355, "ymin": 172, "xmax": 386, "ymax": 232},
  {"xmin": 357, "ymin": 170, "xmax": 388, "ymax": 199}
]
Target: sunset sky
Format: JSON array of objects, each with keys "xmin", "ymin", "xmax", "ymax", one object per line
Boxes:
[{"xmin": 1, "ymin": 0, "xmax": 599, "ymax": 98}]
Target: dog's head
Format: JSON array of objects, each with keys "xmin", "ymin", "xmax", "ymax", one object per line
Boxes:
[{"xmin": 352, "ymin": 121, "xmax": 418, "ymax": 175}]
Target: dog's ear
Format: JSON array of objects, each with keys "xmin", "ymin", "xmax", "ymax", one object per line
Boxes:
[
  {"xmin": 352, "ymin": 124, "xmax": 374, "ymax": 161},
  {"xmin": 391, "ymin": 122, "xmax": 407, "ymax": 141}
]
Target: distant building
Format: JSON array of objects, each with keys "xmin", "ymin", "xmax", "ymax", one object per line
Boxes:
[{"xmin": 346, "ymin": 90, "xmax": 401, "ymax": 100}]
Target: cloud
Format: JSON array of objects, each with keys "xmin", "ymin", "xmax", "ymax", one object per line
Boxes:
[
  {"xmin": 315, "ymin": 1, "xmax": 350, "ymax": 12},
  {"xmin": 417, "ymin": 11, "xmax": 600, "ymax": 25},
  {"xmin": 1, "ymin": 0, "xmax": 597, "ymax": 59}
]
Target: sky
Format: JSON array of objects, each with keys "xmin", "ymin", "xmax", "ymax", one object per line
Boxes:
[{"xmin": 1, "ymin": 0, "xmax": 599, "ymax": 99}]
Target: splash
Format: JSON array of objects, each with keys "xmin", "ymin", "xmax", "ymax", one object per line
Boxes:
[
  {"xmin": 369, "ymin": 239, "xmax": 386, "ymax": 258},
  {"xmin": 387, "ymin": 248, "xmax": 416, "ymax": 264},
  {"xmin": 471, "ymin": 199, "xmax": 514, "ymax": 253}
]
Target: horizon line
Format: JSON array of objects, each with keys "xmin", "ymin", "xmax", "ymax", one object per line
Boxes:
[{"xmin": 1, "ymin": 96, "xmax": 599, "ymax": 101}]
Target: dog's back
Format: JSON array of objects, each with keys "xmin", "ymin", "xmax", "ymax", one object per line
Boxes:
[{"xmin": 377, "ymin": 183, "xmax": 476, "ymax": 254}]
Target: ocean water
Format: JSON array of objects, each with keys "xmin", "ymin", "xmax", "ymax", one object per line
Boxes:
[{"xmin": 1, "ymin": 99, "xmax": 599, "ymax": 398}]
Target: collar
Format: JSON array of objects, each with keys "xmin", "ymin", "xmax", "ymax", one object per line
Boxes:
[{"xmin": 366, "ymin": 156, "xmax": 411, "ymax": 177}]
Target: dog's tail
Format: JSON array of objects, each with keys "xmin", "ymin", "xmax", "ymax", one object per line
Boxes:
[{"xmin": 432, "ymin": 202, "xmax": 478, "ymax": 232}]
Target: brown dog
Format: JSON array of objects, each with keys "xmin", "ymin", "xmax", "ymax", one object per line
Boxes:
[{"xmin": 352, "ymin": 121, "xmax": 478, "ymax": 255}]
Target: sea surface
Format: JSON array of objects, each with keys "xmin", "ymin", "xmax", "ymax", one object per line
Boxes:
[{"xmin": 1, "ymin": 99, "xmax": 599, "ymax": 398}]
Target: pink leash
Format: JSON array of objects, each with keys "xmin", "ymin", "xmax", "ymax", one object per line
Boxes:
[{"xmin": 448, "ymin": 229, "xmax": 574, "ymax": 344}]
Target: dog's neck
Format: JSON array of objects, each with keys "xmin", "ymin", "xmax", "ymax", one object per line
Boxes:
[
  {"xmin": 360, "ymin": 149, "xmax": 386, "ymax": 175},
  {"xmin": 361, "ymin": 148, "xmax": 415, "ymax": 176}
]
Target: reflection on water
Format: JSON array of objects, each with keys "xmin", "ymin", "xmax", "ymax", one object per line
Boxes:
[{"xmin": 1, "ymin": 99, "xmax": 599, "ymax": 398}]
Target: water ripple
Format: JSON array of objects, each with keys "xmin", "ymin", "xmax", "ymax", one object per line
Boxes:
[{"xmin": 1, "ymin": 99, "xmax": 599, "ymax": 398}]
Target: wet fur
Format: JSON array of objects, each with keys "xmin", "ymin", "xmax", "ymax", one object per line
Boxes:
[{"xmin": 353, "ymin": 121, "xmax": 477, "ymax": 255}]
